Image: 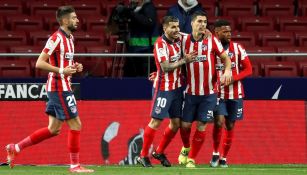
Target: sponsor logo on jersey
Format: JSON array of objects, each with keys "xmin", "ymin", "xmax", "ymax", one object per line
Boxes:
[{"xmin": 195, "ymin": 55, "xmax": 207, "ymax": 62}]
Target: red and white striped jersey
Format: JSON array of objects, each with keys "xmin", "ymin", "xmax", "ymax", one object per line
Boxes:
[
  {"xmin": 42, "ymin": 29, "xmax": 74, "ymax": 92},
  {"xmin": 216, "ymin": 41, "xmax": 252, "ymax": 99},
  {"xmin": 182, "ymin": 34, "xmax": 225, "ymax": 95},
  {"xmin": 153, "ymin": 35, "xmax": 184, "ymax": 91}
]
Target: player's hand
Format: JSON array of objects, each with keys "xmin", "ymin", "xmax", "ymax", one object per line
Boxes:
[
  {"xmin": 63, "ymin": 65, "xmax": 77, "ymax": 76},
  {"xmin": 73, "ymin": 62, "xmax": 83, "ymax": 72},
  {"xmin": 220, "ymin": 69, "xmax": 232, "ymax": 86},
  {"xmin": 201, "ymin": 29, "xmax": 212, "ymax": 39},
  {"xmin": 184, "ymin": 51, "xmax": 198, "ymax": 63},
  {"xmin": 148, "ymin": 72, "xmax": 157, "ymax": 82}
]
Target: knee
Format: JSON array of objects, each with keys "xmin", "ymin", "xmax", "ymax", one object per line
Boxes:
[
  {"xmin": 181, "ymin": 122, "xmax": 192, "ymax": 129},
  {"xmin": 196, "ymin": 121, "xmax": 207, "ymax": 131},
  {"xmin": 70, "ymin": 123, "xmax": 82, "ymax": 131},
  {"xmin": 149, "ymin": 118, "xmax": 161, "ymax": 129},
  {"xmin": 214, "ymin": 121, "xmax": 224, "ymax": 128},
  {"xmin": 169, "ymin": 119, "xmax": 180, "ymax": 131},
  {"xmin": 225, "ymin": 120, "xmax": 235, "ymax": 130},
  {"xmin": 48, "ymin": 128, "xmax": 61, "ymax": 135}
]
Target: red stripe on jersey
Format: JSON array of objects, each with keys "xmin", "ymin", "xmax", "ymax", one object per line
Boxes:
[
  {"xmin": 61, "ymin": 36, "xmax": 72, "ymax": 91},
  {"xmin": 153, "ymin": 36, "xmax": 183, "ymax": 91},
  {"xmin": 183, "ymin": 35, "xmax": 223, "ymax": 95},
  {"xmin": 42, "ymin": 29, "xmax": 74, "ymax": 92},
  {"xmin": 217, "ymin": 41, "xmax": 251, "ymax": 99}
]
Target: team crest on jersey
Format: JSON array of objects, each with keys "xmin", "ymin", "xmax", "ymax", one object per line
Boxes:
[
  {"xmin": 202, "ymin": 44, "xmax": 208, "ymax": 51},
  {"xmin": 70, "ymin": 106, "xmax": 77, "ymax": 113},
  {"xmin": 155, "ymin": 106, "xmax": 161, "ymax": 114},
  {"xmin": 65, "ymin": 53, "xmax": 74, "ymax": 60},
  {"xmin": 228, "ymin": 52, "xmax": 234, "ymax": 58}
]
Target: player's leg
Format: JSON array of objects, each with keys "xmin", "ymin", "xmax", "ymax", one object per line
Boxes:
[
  {"xmin": 211, "ymin": 99, "xmax": 227, "ymax": 167},
  {"xmin": 186, "ymin": 94, "xmax": 217, "ymax": 168},
  {"xmin": 219, "ymin": 99, "xmax": 243, "ymax": 168},
  {"xmin": 137, "ymin": 118, "xmax": 162, "ymax": 167},
  {"xmin": 6, "ymin": 116, "xmax": 61, "ymax": 168},
  {"xmin": 186, "ymin": 121, "xmax": 207, "ymax": 168},
  {"xmin": 66, "ymin": 116, "xmax": 94, "ymax": 173},
  {"xmin": 153, "ymin": 89, "xmax": 183, "ymax": 167},
  {"xmin": 210, "ymin": 115, "xmax": 224, "ymax": 167},
  {"xmin": 178, "ymin": 94, "xmax": 197, "ymax": 165},
  {"xmin": 153, "ymin": 117, "xmax": 180, "ymax": 167},
  {"xmin": 6, "ymin": 92, "xmax": 64, "ymax": 169},
  {"xmin": 138, "ymin": 89, "xmax": 172, "ymax": 167}
]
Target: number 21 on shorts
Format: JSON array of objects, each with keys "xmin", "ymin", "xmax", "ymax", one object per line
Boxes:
[{"xmin": 66, "ymin": 95, "xmax": 77, "ymax": 107}]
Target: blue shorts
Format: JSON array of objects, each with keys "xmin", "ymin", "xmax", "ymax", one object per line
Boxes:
[
  {"xmin": 150, "ymin": 87, "xmax": 184, "ymax": 120},
  {"xmin": 214, "ymin": 98, "xmax": 243, "ymax": 121},
  {"xmin": 182, "ymin": 93, "xmax": 217, "ymax": 123},
  {"xmin": 45, "ymin": 91, "xmax": 79, "ymax": 121}
]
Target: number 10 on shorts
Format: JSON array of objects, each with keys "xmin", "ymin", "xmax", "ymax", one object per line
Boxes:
[{"xmin": 156, "ymin": 97, "xmax": 167, "ymax": 108}]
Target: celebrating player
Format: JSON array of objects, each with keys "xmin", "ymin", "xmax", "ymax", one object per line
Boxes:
[
  {"xmin": 178, "ymin": 11, "xmax": 232, "ymax": 168},
  {"xmin": 210, "ymin": 19, "xmax": 252, "ymax": 168},
  {"xmin": 137, "ymin": 16, "xmax": 197, "ymax": 167},
  {"xmin": 5, "ymin": 6, "xmax": 94, "ymax": 173}
]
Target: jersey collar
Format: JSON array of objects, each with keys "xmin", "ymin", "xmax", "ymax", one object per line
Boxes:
[{"xmin": 58, "ymin": 28, "xmax": 71, "ymax": 38}]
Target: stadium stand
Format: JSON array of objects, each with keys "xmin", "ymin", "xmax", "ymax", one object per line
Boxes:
[
  {"xmin": 0, "ymin": 60, "xmax": 31, "ymax": 78},
  {"xmin": 0, "ymin": 0, "xmax": 305, "ymax": 77},
  {"xmin": 262, "ymin": 61, "xmax": 298, "ymax": 77}
]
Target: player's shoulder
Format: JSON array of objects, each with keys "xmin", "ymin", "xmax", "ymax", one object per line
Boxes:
[
  {"xmin": 154, "ymin": 36, "xmax": 165, "ymax": 46},
  {"xmin": 49, "ymin": 31, "xmax": 61, "ymax": 41},
  {"xmin": 232, "ymin": 41, "xmax": 246, "ymax": 50}
]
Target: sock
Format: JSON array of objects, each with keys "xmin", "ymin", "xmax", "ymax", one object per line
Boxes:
[
  {"xmin": 212, "ymin": 125, "xmax": 223, "ymax": 153},
  {"xmin": 180, "ymin": 127, "xmax": 191, "ymax": 148},
  {"xmin": 140, "ymin": 126, "xmax": 156, "ymax": 157},
  {"xmin": 156, "ymin": 126, "xmax": 177, "ymax": 154},
  {"xmin": 68, "ymin": 130, "xmax": 80, "ymax": 166},
  {"xmin": 17, "ymin": 127, "xmax": 54, "ymax": 151},
  {"xmin": 188, "ymin": 130, "xmax": 206, "ymax": 159},
  {"xmin": 221, "ymin": 129, "xmax": 234, "ymax": 158}
]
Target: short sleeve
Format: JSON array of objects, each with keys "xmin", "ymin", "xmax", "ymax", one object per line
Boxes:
[
  {"xmin": 42, "ymin": 35, "xmax": 60, "ymax": 56},
  {"xmin": 154, "ymin": 40, "xmax": 168, "ymax": 63},
  {"xmin": 212, "ymin": 36, "xmax": 225, "ymax": 56}
]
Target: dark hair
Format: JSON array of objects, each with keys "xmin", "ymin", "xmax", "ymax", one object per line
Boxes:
[
  {"xmin": 162, "ymin": 16, "xmax": 179, "ymax": 26},
  {"xmin": 56, "ymin": 6, "xmax": 75, "ymax": 23},
  {"xmin": 191, "ymin": 11, "xmax": 207, "ymax": 21},
  {"xmin": 214, "ymin": 19, "xmax": 231, "ymax": 28}
]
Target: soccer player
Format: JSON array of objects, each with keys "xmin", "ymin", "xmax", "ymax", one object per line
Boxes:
[
  {"xmin": 5, "ymin": 6, "xmax": 94, "ymax": 173},
  {"xmin": 137, "ymin": 16, "xmax": 197, "ymax": 167},
  {"xmin": 210, "ymin": 19, "xmax": 252, "ymax": 168},
  {"xmin": 177, "ymin": 11, "xmax": 232, "ymax": 168}
]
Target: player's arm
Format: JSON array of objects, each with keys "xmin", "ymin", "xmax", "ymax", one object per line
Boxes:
[
  {"xmin": 36, "ymin": 52, "xmax": 77, "ymax": 75},
  {"xmin": 232, "ymin": 45, "xmax": 252, "ymax": 82},
  {"xmin": 160, "ymin": 51, "xmax": 197, "ymax": 72},
  {"xmin": 213, "ymin": 36, "xmax": 232, "ymax": 86},
  {"xmin": 36, "ymin": 36, "xmax": 76, "ymax": 75}
]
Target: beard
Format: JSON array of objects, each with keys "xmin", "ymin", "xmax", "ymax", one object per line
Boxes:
[{"xmin": 68, "ymin": 24, "xmax": 77, "ymax": 32}]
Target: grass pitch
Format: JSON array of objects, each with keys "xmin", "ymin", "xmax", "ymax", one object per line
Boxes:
[{"xmin": 0, "ymin": 164, "xmax": 307, "ymax": 175}]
